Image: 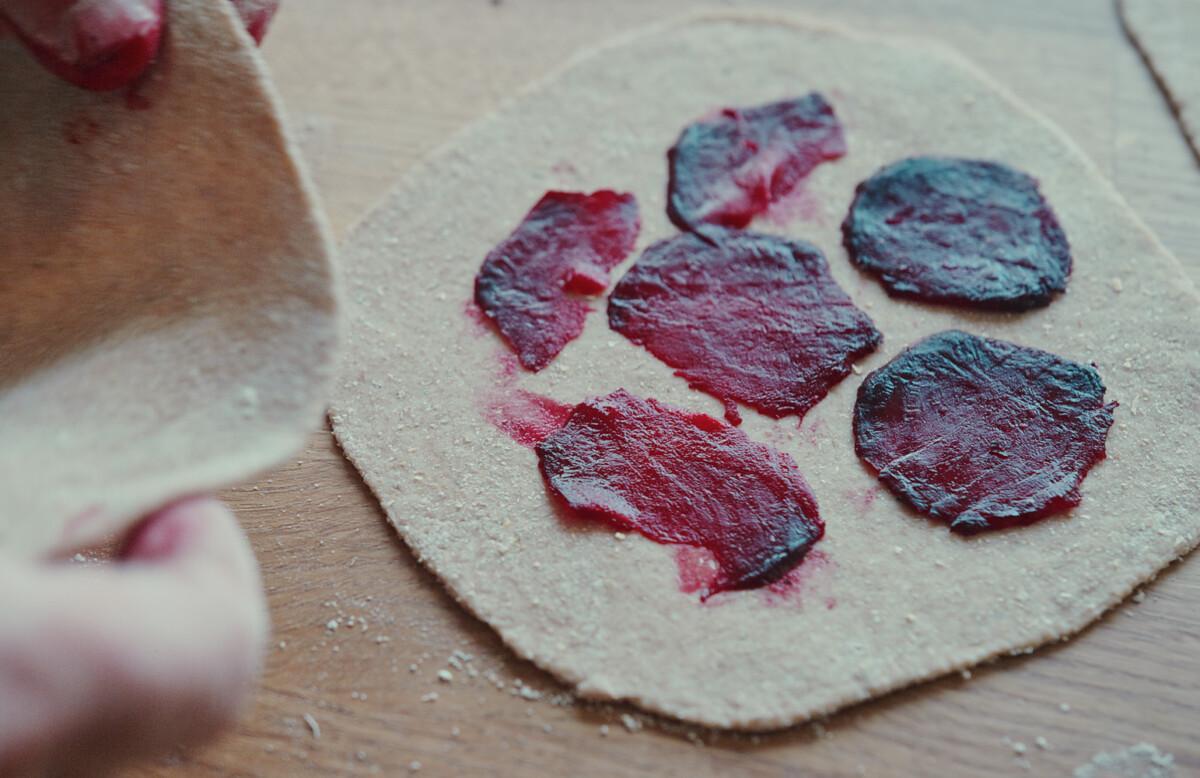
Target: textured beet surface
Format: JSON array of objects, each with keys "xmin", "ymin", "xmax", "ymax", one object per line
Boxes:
[
  {"xmin": 537, "ymin": 389, "xmax": 824, "ymax": 595},
  {"xmin": 474, "ymin": 191, "xmax": 640, "ymax": 371},
  {"xmin": 667, "ymin": 93, "xmax": 846, "ymax": 231},
  {"xmin": 854, "ymin": 330, "xmax": 1116, "ymax": 533},
  {"xmin": 842, "ymin": 157, "xmax": 1071, "ymax": 310},
  {"xmin": 609, "ymin": 229, "xmax": 881, "ymax": 424}
]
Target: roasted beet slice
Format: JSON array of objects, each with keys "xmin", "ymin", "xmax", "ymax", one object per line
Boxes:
[
  {"xmin": 609, "ymin": 229, "xmax": 881, "ymax": 424},
  {"xmin": 475, "ymin": 190, "xmax": 640, "ymax": 371},
  {"xmin": 667, "ymin": 93, "xmax": 846, "ymax": 231},
  {"xmin": 854, "ymin": 330, "xmax": 1116, "ymax": 533},
  {"xmin": 537, "ymin": 389, "xmax": 824, "ymax": 594},
  {"xmin": 842, "ymin": 157, "xmax": 1071, "ymax": 310}
]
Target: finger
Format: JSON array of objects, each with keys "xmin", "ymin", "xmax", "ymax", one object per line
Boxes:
[
  {"xmin": 0, "ymin": 0, "xmax": 164, "ymax": 91},
  {"xmin": 228, "ymin": 0, "xmax": 278, "ymax": 44},
  {"xmin": 0, "ymin": 498, "xmax": 269, "ymax": 776}
]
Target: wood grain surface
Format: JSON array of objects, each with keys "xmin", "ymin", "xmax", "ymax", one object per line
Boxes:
[{"xmin": 127, "ymin": 1, "xmax": 1200, "ymax": 775}]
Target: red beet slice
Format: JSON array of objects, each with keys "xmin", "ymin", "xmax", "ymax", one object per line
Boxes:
[
  {"xmin": 667, "ymin": 93, "xmax": 846, "ymax": 231},
  {"xmin": 474, "ymin": 190, "xmax": 640, "ymax": 372},
  {"xmin": 536, "ymin": 389, "xmax": 824, "ymax": 595},
  {"xmin": 842, "ymin": 157, "xmax": 1071, "ymax": 310},
  {"xmin": 608, "ymin": 229, "xmax": 881, "ymax": 424},
  {"xmin": 854, "ymin": 330, "xmax": 1116, "ymax": 533}
]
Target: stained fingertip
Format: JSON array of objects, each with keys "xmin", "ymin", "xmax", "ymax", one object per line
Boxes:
[
  {"xmin": 229, "ymin": 0, "xmax": 279, "ymax": 44},
  {"xmin": 1, "ymin": 0, "xmax": 164, "ymax": 91}
]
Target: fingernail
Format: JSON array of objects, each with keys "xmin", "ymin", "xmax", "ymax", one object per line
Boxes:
[{"xmin": 120, "ymin": 496, "xmax": 210, "ymax": 562}]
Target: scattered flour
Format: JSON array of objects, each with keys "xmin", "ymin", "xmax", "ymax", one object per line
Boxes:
[{"xmin": 1073, "ymin": 743, "xmax": 1175, "ymax": 778}]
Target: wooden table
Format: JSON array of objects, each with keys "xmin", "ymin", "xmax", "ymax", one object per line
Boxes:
[{"xmin": 130, "ymin": 1, "xmax": 1200, "ymax": 775}]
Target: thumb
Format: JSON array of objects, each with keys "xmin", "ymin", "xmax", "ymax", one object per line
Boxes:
[{"xmin": 0, "ymin": 498, "xmax": 269, "ymax": 776}]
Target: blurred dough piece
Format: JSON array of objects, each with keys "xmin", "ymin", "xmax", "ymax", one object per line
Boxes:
[
  {"xmin": 0, "ymin": 0, "xmax": 339, "ymax": 556},
  {"xmin": 1120, "ymin": 0, "xmax": 1200, "ymax": 162}
]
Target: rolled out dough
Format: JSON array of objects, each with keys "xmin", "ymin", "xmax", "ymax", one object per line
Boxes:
[
  {"xmin": 1119, "ymin": 0, "xmax": 1200, "ymax": 163},
  {"xmin": 0, "ymin": 0, "xmax": 339, "ymax": 556},
  {"xmin": 331, "ymin": 15, "xmax": 1200, "ymax": 729}
]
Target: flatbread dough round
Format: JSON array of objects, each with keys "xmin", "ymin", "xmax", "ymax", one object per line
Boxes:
[
  {"xmin": 331, "ymin": 14, "xmax": 1200, "ymax": 729},
  {"xmin": 1120, "ymin": 0, "xmax": 1200, "ymax": 164},
  {"xmin": 0, "ymin": 0, "xmax": 339, "ymax": 557}
]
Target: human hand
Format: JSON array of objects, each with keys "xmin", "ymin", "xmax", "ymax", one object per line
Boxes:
[
  {"xmin": 0, "ymin": 0, "xmax": 279, "ymax": 91},
  {"xmin": 0, "ymin": 498, "xmax": 269, "ymax": 776}
]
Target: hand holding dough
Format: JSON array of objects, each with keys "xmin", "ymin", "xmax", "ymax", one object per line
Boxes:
[
  {"xmin": 0, "ymin": 0, "xmax": 278, "ymax": 90},
  {"xmin": 0, "ymin": 0, "xmax": 338, "ymax": 557},
  {"xmin": 0, "ymin": 498, "xmax": 268, "ymax": 776}
]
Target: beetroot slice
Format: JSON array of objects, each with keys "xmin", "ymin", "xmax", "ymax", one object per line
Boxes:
[
  {"xmin": 474, "ymin": 190, "xmax": 640, "ymax": 371},
  {"xmin": 608, "ymin": 229, "xmax": 881, "ymax": 423},
  {"xmin": 854, "ymin": 330, "xmax": 1116, "ymax": 533},
  {"xmin": 667, "ymin": 93, "xmax": 846, "ymax": 231},
  {"xmin": 842, "ymin": 157, "xmax": 1071, "ymax": 310},
  {"xmin": 537, "ymin": 389, "xmax": 824, "ymax": 594}
]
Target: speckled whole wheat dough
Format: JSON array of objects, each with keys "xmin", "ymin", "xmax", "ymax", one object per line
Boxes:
[
  {"xmin": 1120, "ymin": 0, "xmax": 1200, "ymax": 163},
  {"xmin": 330, "ymin": 15, "xmax": 1200, "ymax": 730},
  {"xmin": 0, "ymin": 0, "xmax": 339, "ymax": 556}
]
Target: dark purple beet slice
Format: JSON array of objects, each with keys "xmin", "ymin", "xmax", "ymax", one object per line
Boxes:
[
  {"xmin": 842, "ymin": 157, "xmax": 1071, "ymax": 310},
  {"xmin": 536, "ymin": 389, "xmax": 823, "ymax": 595},
  {"xmin": 608, "ymin": 229, "xmax": 881, "ymax": 424},
  {"xmin": 667, "ymin": 93, "xmax": 846, "ymax": 231},
  {"xmin": 853, "ymin": 330, "xmax": 1116, "ymax": 533},
  {"xmin": 474, "ymin": 190, "xmax": 640, "ymax": 371}
]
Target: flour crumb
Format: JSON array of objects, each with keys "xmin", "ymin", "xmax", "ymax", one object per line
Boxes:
[
  {"xmin": 620, "ymin": 713, "xmax": 642, "ymax": 733},
  {"xmin": 960, "ymin": 669, "xmax": 972, "ymax": 680},
  {"xmin": 1073, "ymin": 742, "xmax": 1175, "ymax": 778},
  {"xmin": 421, "ymin": 692, "xmax": 439, "ymax": 703},
  {"xmin": 325, "ymin": 619, "xmax": 338, "ymax": 632},
  {"xmin": 437, "ymin": 670, "xmax": 454, "ymax": 683},
  {"xmin": 614, "ymin": 532, "xmax": 627, "ymax": 540},
  {"xmin": 1132, "ymin": 590, "xmax": 1146, "ymax": 603},
  {"xmin": 1036, "ymin": 736, "xmax": 1050, "ymax": 750},
  {"xmin": 302, "ymin": 713, "xmax": 321, "ymax": 739},
  {"xmin": 1110, "ymin": 277, "xmax": 1124, "ymax": 293},
  {"xmin": 1012, "ymin": 741, "xmax": 1027, "ymax": 755},
  {"xmin": 409, "ymin": 761, "xmax": 422, "ymax": 772},
  {"xmin": 851, "ymin": 363, "xmax": 862, "ymax": 375},
  {"xmin": 599, "ymin": 725, "xmax": 610, "ymax": 737},
  {"xmin": 72, "ymin": 553, "xmax": 86, "ymax": 563},
  {"xmin": 1060, "ymin": 703, "xmax": 1072, "ymax": 713},
  {"xmin": 542, "ymin": 723, "xmax": 554, "ymax": 734},
  {"xmin": 450, "ymin": 726, "xmax": 461, "ymax": 738}
]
